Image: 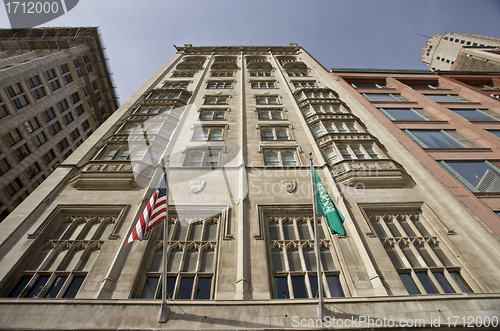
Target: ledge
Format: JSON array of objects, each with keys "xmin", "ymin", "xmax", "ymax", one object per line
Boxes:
[
  {"xmin": 330, "ymin": 159, "xmax": 413, "ymax": 188},
  {"xmin": 69, "ymin": 161, "xmax": 141, "ymax": 190}
]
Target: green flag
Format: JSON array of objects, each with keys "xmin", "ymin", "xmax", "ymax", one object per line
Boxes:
[{"xmin": 313, "ymin": 169, "xmax": 346, "ymax": 236}]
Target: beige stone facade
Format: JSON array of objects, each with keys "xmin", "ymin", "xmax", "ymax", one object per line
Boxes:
[
  {"xmin": 0, "ymin": 27, "xmax": 119, "ymax": 221},
  {"xmin": 0, "ymin": 45, "xmax": 499, "ymax": 330},
  {"xmin": 421, "ymin": 33, "xmax": 500, "ymax": 71}
]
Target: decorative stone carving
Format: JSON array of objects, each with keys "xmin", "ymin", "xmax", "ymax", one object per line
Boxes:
[
  {"xmin": 189, "ymin": 180, "xmax": 206, "ymax": 194},
  {"xmin": 281, "ymin": 180, "xmax": 297, "ymax": 193}
]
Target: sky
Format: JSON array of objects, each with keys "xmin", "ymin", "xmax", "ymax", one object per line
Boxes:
[{"xmin": 1, "ymin": 0, "xmax": 500, "ymax": 105}]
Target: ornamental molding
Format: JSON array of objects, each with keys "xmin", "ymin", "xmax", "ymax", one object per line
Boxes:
[
  {"xmin": 281, "ymin": 180, "xmax": 297, "ymax": 193},
  {"xmin": 317, "ymin": 133, "xmax": 375, "ymax": 146}
]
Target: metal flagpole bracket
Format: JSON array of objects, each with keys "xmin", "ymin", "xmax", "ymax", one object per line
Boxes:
[{"xmin": 158, "ymin": 302, "xmax": 170, "ymax": 323}]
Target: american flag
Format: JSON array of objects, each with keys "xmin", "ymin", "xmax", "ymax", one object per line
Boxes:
[{"xmin": 127, "ymin": 173, "xmax": 167, "ymax": 244}]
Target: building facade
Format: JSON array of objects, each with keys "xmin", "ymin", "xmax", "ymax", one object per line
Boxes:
[
  {"xmin": 451, "ymin": 47, "xmax": 500, "ymax": 73},
  {"xmin": 0, "ymin": 45, "xmax": 499, "ymax": 330},
  {"xmin": 421, "ymin": 33, "xmax": 500, "ymax": 71},
  {"xmin": 0, "ymin": 27, "xmax": 119, "ymax": 221}
]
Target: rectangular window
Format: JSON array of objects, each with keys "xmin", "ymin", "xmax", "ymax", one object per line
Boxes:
[
  {"xmin": 70, "ymin": 92, "xmax": 80, "ymax": 104},
  {"xmin": 5, "ymin": 129, "xmax": 22, "ymax": 146},
  {"xmin": 49, "ymin": 80, "xmax": 60, "ymax": 92},
  {"xmin": 250, "ymin": 71, "xmax": 272, "ymax": 77},
  {"xmin": 57, "ymin": 138, "xmax": 69, "ymax": 152},
  {"xmin": 27, "ymin": 75, "xmax": 41, "ymax": 88},
  {"xmin": 451, "ymin": 109, "xmax": 500, "ymax": 121},
  {"xmin": 199, "ymin": 110, "xmax": 226, "ymax": 121},
  {"xmin": 32, "ymin": 86, "xmax": 46, "ymax": 100},
  {"xmin": 425, "ymin": 94, "xmax": 470, "ymax": 103},
  {"xmin": 63, "ymin": 74, "xmax": 73, "ymax": 85},
  {"xmin": 25, "ymin": 163, "xmax": 40, "ymax": 179},
  {"xmin": 6, "ymin": 83, "xmax": 23, "ymax": 97},
  {"xmin": 204, "ymin": 96, "xmax": 228, "ymax": 105},
  {"xmin": 207, "ymin": 81, "xmax": 232, "ymax": 89},
  {"xmin": 251, "ymin": 81, "xmax": 276, "ymax": 89},
  {"xmin": 163, "ymin": 81, "xmax": 189, "ymax": 89},
  {"xmin": 264, "ymin": 151, "xmax": 297, "ymax": 166},
  {"xmin": 69, "ymin": 129, "xmax": 80, "ymax": 141},
  {"xmin": 441, "ymin": 160, "xmax": 500, "ymax": 192},
  {"xmin": 49, "ymin": 121, "xmax": 61, "ymax": 136},
  {"xmin": 44, "ymin": 69, "xmax": 57, "ymax": 81},
  {"xmin": 42, "ymin": 150, "xmax": 56, "ymax": 165},
  {"xmin": 97, "ymin": 145, "xmax": 130, "ymax": 161},
  {"xmin": 59, "ymin": 63, "xmax": 69, "ymax": 74},
  {"xmin": 185, "ymin": 150, "xmax": 221, "ymax": 167},
  {"xmin": 172, "ymin": 71, "xmax": 195, "ymax": 77},
  {"xmin": 13, "ymin": 95, "xmax": 29, "ymax": 109},
  {"xmin": 63, "ymin": 112, "xmax": 74, "ymax": 125},
  {"xmin": 75, "ymin": 105, "xmax": 84, "ymax": 116},
  {"xmin": 33, "ymin": 132, "xmax": 47, "ymax": 147},
  {"xmin": 292, "ymin": 81, "xmax": 317, "ymax": 88},
  {"xmin": 211, "ymin": 71, "xmax": 234, "ymax": 77},
  {"xmin": 260, "ymin": 127, "xmax": 290, "ymax": 140},
  {"xmin": 43, "ymin": 108, "xmax": 56, "ymax": 122},
  {"xmin": 256, "ymin": 96, "xmax": 279, "ymax": 105},
  {"xmin": 363, "ymin": 93, "xmax": 409, "ymax": 102},
  {"xmin": 24, "ymin": 117, "xmax": 40, "ymax": 133},
  {"xmin": 404, "ymin": 130, "xmax": 479, "ymax": 149},
  {"xmin": 5, "ymin": 178, "xmax": 23, "ymax": 197},
  {"xmin": 258, "ymin": 110, "xmax": 283, "ymax": 120},
  {"xmin": 0, "ymin": 158, "xmax": 11, "ymax": 176},
  {"xmin": 81, "ymin": 120, "xmax": 90, "ymax": 131},
  {"xmin": 14, "ymin": 145, "xmax": 30, "ymax": 161},
  {"xmin": 57, "ymin": 100, "xmax": 69, "ymax": 113},
  {"xmin": 379, "ymin": 108, "xmax": 439, "ymax": 121},
  {"xmin": 0, "ymin": 100, "xmax": 8, "ymax": 118}
]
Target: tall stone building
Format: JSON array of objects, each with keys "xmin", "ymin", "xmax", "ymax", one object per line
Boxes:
[
  {"xmin": 0, "ymin": 27, "xmax": 119, "ymax": 221},
  {"xmin": 0, "ymin": 45, "xmax": 499, "ymax": 330},
  {"xmin": 421, "ymin": 33, "xmax": 500, "ymax": 71}
]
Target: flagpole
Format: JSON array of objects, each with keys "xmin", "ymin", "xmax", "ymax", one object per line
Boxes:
[
  {"xmin": 309, "ymin": 152, "xmax": 324, "ymax": 320},
  {"xmin": 158, "ymin": 155, "xmax": 170, "ymax": 323}
]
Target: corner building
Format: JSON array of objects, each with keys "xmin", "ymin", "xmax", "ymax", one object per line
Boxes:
[
  {"xmin": 0, "ymin": 45, "xmax": 499, "ymax": 330},
  {"xmin": 0, "ymin": 27, "xmax": 119, "ymax": 221}
]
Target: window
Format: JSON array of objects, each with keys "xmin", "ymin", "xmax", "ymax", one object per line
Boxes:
[
  {"xmin": 12, "ymin": 95, "xmax": 29, "ymax": 110},
  {"xmin": 75, "ymin": 105, "xmax": 84, "ymax": 116},
  {"xmin": 32, "ymin": 87, "xmax": 46, "ymax": 100},
  {"xmin": 70, "ymin": 92, "xmax": 80, "ymax": 104},
  {"xmin": 33, "ymin": 132, "xmax": 47, "ymax": 147},
  {"xmin": 251, "ymin": 81, "xmax": 276, "ymax": 89},
  {"xmin": 138, "ymin": 211, "xmax": 220, "ymax": 300},
  {"xmin": 59, "ymin": 63, "xmax": 69, "ymax": 74},
  {"xmin": 258, "ymin": 110, "xmax": 283, "ymax": 120},
  {"xmin": 75, "ymin": 140, "xmax": 83, "ymax": 148},
  {"xmin": 264, "ymin": 150, "xmax": 297, "ymax": 166},
  {"xmin": 69, "ymin": 129, "xmax": 80, "ymax": 141},
  {"xmin": 57, "ymin": 100, "xmax": 69, "ymax": 113},
  {"xmin": 211, "ymin": 71, "xmax": 234, "ymax": 77},
  {"xmin": 44, "ymin": 69, "xmax": 57, "ymax": 81},
  {"xmin": 96, "ymin": 145, "xmax": 130, "ymax": 161},
  {"xmin": 81, "ymin": 120, "xmax": 90, "ymax": 132},
  {"xmin": 441, "ymin": 161, "xmax": 500, "ymax": 192},
  {"xmin": 487, "ymin": 130, "xmax": 500, "ymax": 139},
  {"xmin": 362, "ymin": 93, "xmax": 409, "ymax": 102},
  {"xmin": 6, "ymin": 83, "xmax": 23, "ymax": 97},
  {"xmin": 43, "ymin": 108, "xmax": 56, "ymax": 122},
  {"xmin": 369, "ymin": 208, "xmax": 473, "ymax": 295},
  {"xmin": 207, "ymin": 81, "xmax": 232, "ymax": 89},
  {"xmin": 91, "ymin": 81, "xmax": 98, "ymax": 92},
  {"xmin": 265, "ymin": 209, "xmax": 345, "ymax": 299},
  {"xmin": 57, "ymin": 138, "xmax": 69, "ymax": 152},
  {"xmin": 5, "ymin": 129, "xmax": 23, "ymax": 146},
  {"xmin": 322, "ymin": 144, "xmax": 379, "ymax": 164},
  {"xmin": 379, "ymin": 108, "xmax": 439, "ymax": 121},
  {"xmin": 199, "ymin": 110, "xmax": 226, "ymax": 121},
  {"xmin": 350, "ymin": 82, "xmax": 389, "ymax": 89},
  {"xmin": 0, "ymin": 158, "xmax": 11, "ymax": 176},
  {"xmin": 405, "ymin": 82, "xmax": 443, "ymax": 90},
  {"xmin": 404, "ymin": 130, "xmax": 479, "ymax": 148},
  {"xmin": 27, "ymin": 75, "xmax": 41, "ymax": 88},
  {"xmin": 62, "ymin": 150, "xmax": 73, "ymax": 160},
  {"xmin": 301, "ymin": 104, "xmax": 344, "ymax": 118},
  {"xmin": 193, "ymin": 127, "xmax": 224, "ymax": 141},
  {"xmin": 48, "ymin": 79, "xmax": 60, "ymax": 92},
  {"xmin": 172, "ymin": 71, "xmax": 195, "ymax": 77},
  {"xmin": 42, "ymin": 150, "xmax": 56, "ymax": 165},
  {"xmin": 286, "ymin": 70, "xmax": 308, "ymax": 77},
  {"xmin": 0, "ymin": 99, "xmax": 8, "ymax": 118},
  {"xmin": 204, "ymin": 96, "xmax": 228, "ymax": 105},
  {"xmin": 311, "ymin": 121, "xmax": 359, "ymax": 137},
  {"xmin": 185, "ymin": 149, "xmax": 221, "ymax": 167},
  {"xmin": 292, "ymin": 81, "xmax": 317, "ymax": 89},
  {"xmin": 63, "ymin": 73, "xmax": 73, "ymax": 85},
  {"xmin": 49, "ymin": 122, "xmax": 62, "ymax": 136},
  {"xmin": 163, "ymin": 82, "xmax": 189, "ymax": 89},
  {"xmin": 25, "ymin": 163, "xmax": 40, "ymax": 179},
  {"xmin": 63, "ymin": 112, "xmax": 74, "ymax": 125},
  {"xmin": 5, "ymin": 211, "xmax": 114, "ymax": 299},
  {"xmin": 450, "ymin": 109, "xmax": 500, "ymax": 121},
  {"xmin": 425, "ymin": 94, "xmax": 470, "ymax": 103},
  {"xmin": 250, "ymin": 70, "xmax": 272, "ymax": 77},
  {"xmin": 14, "ymin": 145, "xmax": 30, "ymax": 161},
  {"xmin": 24, "ymin": 117, "xmax": 40, "ymax": 133},
  {"xmin": 256, "ymin": 96, "xmax": 279, "ymax": 105},
  {"xmin": 134, "ymin": 105, "xmax": 174, "ymax": 115},
  {"xmin": 261, "ymin": 127, "xmax": 290, "ymax": 141},
  {"xmin": 5, "ymin": 178, "xmax": 23, "ymax": 197}
]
